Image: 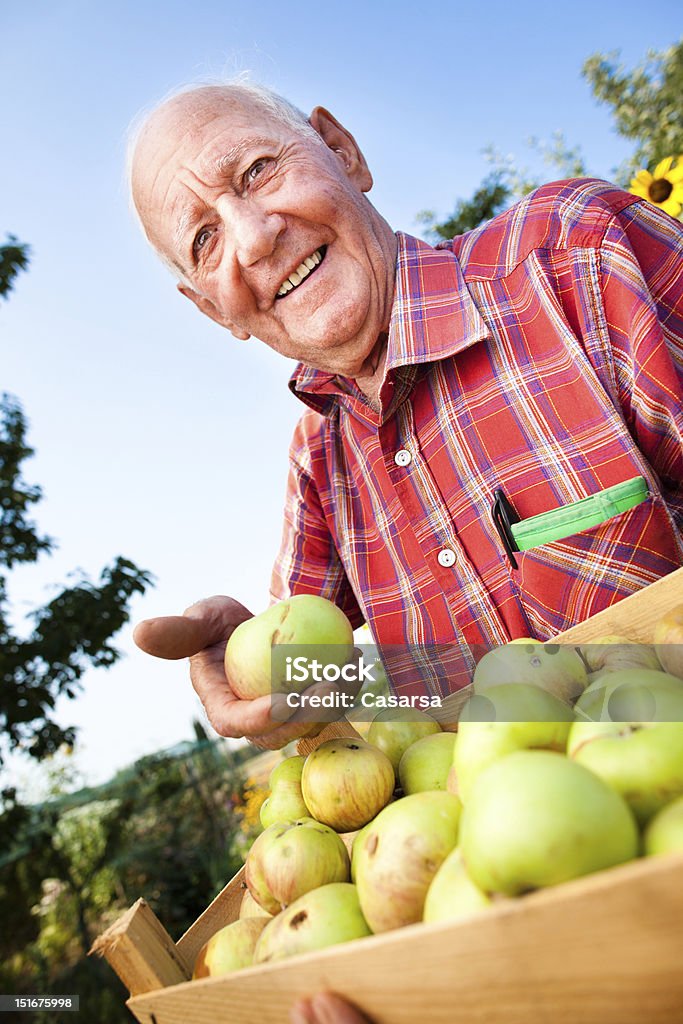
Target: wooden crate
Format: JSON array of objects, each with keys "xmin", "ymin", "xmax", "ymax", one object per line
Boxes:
[{"xmin": 93, "ymin": 567, "xmax": 683, "ymax": 1024}]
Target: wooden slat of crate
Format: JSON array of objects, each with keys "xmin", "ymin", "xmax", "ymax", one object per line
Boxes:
[
  {"xmin": 553, "ymin": 564, "xmax": 683, "ymax": 644},
  {"xmin": 91, "ymin": 899, "xmax": 192, "ymax": 995},
  {"xmin": 128, "ymin": 851, "xmax": 683, "ymax": 1024},
  {"xmin": 175, "ymin": 867, "xmax": 248, "ymax": 966}
]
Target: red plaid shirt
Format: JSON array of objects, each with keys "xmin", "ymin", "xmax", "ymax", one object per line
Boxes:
[{"xmin": 270, "ymin": 180, "xmax": 683, "ymax": 681}]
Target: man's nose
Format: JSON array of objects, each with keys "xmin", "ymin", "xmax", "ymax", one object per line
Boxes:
[{"xmin": 217, "ymin": 195, "xmax": 285, "ymax": 267}]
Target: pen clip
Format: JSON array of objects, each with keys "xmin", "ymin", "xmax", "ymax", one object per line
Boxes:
[{"xmin": 492, "ymin": 488, "xmax": 520, "ymax": 570}]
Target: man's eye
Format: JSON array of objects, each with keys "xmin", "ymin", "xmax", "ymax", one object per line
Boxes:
[
  {"xmin": 193, "ymin": 228, "xmax": 212, "ymax": 257},
  {"xmin": 246, "ymin": 158, "xmax": 269, "ymax": 182}
]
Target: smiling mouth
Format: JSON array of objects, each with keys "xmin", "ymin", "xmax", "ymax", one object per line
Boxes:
[{"xmin": 276, "ymin": 246, "xmax": 327, "ymax": 299}]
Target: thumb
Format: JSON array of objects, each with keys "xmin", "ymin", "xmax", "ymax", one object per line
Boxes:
[{"xmin": 133, "ymin": 595, "xmax": 253, "ymax": 660}]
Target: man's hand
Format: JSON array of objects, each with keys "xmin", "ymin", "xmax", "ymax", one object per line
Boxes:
[
  {"xmin": 290, "ymin": 992, "xmax": 372, "ymax": 1024},
  {"xmin": 133, "ymin": 596, "xmax": 323, "ymax": 749}
]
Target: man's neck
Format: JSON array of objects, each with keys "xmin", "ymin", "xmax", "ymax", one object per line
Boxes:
[{"xmin": 353, "ymin": 333, "xmax": 389, "ymax": 412}]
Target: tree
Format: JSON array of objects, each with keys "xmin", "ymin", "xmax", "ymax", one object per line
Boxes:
[
  {"xmin": 0, "ymin": 238, "xmax": 153, "ymax": 779},
  {"xmin": 0, "ymin": 738, "xmax": 249, "ymax": 1023},
  {"xmin": 418, "ymin": 172, "xmax": 513, "ymax": 239},
  {"xmin": 0, "ymin": 235, "xmax": 30, "ymax": 300},
  {"xmin": 425, "ymin": 38, "xmax": 682, "ymax": 238},
  {"xmin": 583, "ymin": 39, "xmax": 683, "ymax": 183}
]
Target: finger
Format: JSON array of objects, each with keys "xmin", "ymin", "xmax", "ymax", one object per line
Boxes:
[
  {"xmin": 249, "ymin": 714, "xmax": 324, "ymax": 751},
  {"xmin": 191, "ymin": 664, "xmax": 322, "ymax": 742},
  {"xmin": 249, "ymin": 704, "xmax": 325, "ymax": 745},
  {"xmin": 133, "ymin": 615, "xmax": 213, "ymax": 660},
  {"xmin": 133, "ymin": 595, "xmax": 253, "ymax": 660},
  {"xmin": 284, "ymin": 680, "xmax": 355, "ymax": 727},
  {"xmin": 310, "ymin": 992, "xmax": 373, "ymax": 1024},
  {"xmin": 195, "ymin": 688, "xmax": 288, "ymax": 741},
  {"xmin": 248, "ymin": 722, "xmax": 317, "ymax": 751},
  {"xmin": 289, "ymin": 997, "xmax": 315, "ymax": 1024}
]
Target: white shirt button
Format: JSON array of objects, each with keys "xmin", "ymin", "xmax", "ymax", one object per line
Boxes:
[
  {"xmin": 394, "ymin": 449, "xmax": 412, "ymax": 467},
  {"xmin": 437, "ymin": 548, "xmax": 457, "ymax": 567}
]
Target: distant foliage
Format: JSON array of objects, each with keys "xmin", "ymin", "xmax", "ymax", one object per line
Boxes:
[
  {"xmin": 424, "ymin": 38, "xmax": 682, "ymax": 238},
  {"xmin": 0, "ymin": 236, "xmax": 30, "ymax": 300},
  {"xmin": 0, "ymin": 241, "xmax": 153, "ymax": 775},
  {"xmin": 233, "ymin": 774, "xmax": 269, "ymax": 853},
  {"xmin": 1, "ymin": 739, "xmax": 249, "ymax": 1024},
  {"xmin": 583, "ymin": 40, "xmax": 683, "ymax": 183},
  {"xmin": 418, "ymin": 172, "xmax": 513, "ymax": 239},
  {"xmin": 0, "ymin": 392, "xmax": 153, "ymax": 767}
]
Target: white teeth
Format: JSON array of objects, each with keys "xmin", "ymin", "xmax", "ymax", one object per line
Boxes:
[{"xmin": 277, "ymin": 248, "xmax": 323, "ymax": 297}]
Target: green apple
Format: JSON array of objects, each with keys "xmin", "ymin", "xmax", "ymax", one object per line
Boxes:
[
  {"xmin": 423, "ymin": 847, "xmax": 493, "ymax": 924},
  {"xmin": 459, "ymin": 750, "xmax": 638, "ymax": 896},
  {"xmin": 245, "ymin": 817, "xmax": 350, "ymax": 914},
  {"xmin": 367, "ymin": 708, "xmax": 441, "ymax": 776},
  {"xmin": 193, "ymin": 917, "xmax": 270, "ymax": 978},
  {"xmin": 354, "ymin": 791, "xmax": 461, "ymax": 932},
  {"xmin": 644, "ymin": 796, "xmax": 683, "ymax": 856},
  {"xmin": 347, "ymin": 633, "xmax": 391, "ymax": 730},
  {"xmin": 268, "ymin": 755, "xmax": 306, "ymax": 787},
  {"xmin": 301, "ymin": 738, "xmax": 395, "ymax": 832},
  {"xmin": 238, "ymin": 888, "xmax": 273, "ymax": 920},
  {"xmin": 579, "ymin": 636, "xmax": 661, "ymax": 677},
  {"xmin": 458, "ymin": 683, "xmax": 575, "ymax": 724},
  {"xmin": 473, "ymin": 643, "xmax": 587, "ymax": 703},
  {"xmin": 224, "ymin": 595, "xmax": 354, "ymax": 700},
  {"xmin": 574, "ymin": 668, "xmax": 683, "ymax": 722},
  {"xmin": 567, "ymin": 721, "xmax": 683, "ymax": 824},
  {"xmin": 398, "ymin": 732, "xmax": 458, "ymax": 794},
  {"xmin": 260, "ymin": 755, "xmax": 310, "ymax": 828},
  {"xmin": 254, "ymin": 883, "xmax": 371, "ymax": 962},
  {"xmin": 350, "ymin": 822, "xmax": 372, "ymax": 883},
  {"xmin": 453, "ymin": 719, "xmax": 572, "ymax": 804},
  {"xmin": 346, "ymin": 718, "xmax": 373, "ymax": 742},
  {"xmin": 446, "ymin": 763, "xmax": 460, "ymax": 798}
]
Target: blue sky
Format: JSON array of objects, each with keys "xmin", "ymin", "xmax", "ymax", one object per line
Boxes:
[{"xmin": 1, "ymin": 1, "xmax": 680, "ymax": 792}]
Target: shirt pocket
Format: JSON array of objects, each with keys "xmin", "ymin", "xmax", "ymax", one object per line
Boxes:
[
  {"xmin": 511, "ymin": 477, "xmax": 649, "ymax": 551},
  {"xmin": 508, "ymin": 480, "xmax": 682, "ymax": 638}
]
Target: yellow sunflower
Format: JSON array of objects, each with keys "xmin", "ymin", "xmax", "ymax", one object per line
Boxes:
[{"xmin": 630, "ymin": 156, "xmax": 683, "ymax": 217}]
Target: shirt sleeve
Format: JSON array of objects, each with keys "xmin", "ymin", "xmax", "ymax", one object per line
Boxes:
[
  {"xmin": 594, "ymin": 197, "xmax": 683, "ymax": 499},
  {"xmin": 269, "ymin": 414, "xmax": 365, "ymax": 627}
]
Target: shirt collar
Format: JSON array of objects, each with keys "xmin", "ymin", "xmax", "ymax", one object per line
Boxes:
[{"xmin": 288, "ymin": 231, "xmax": 491, "ymax": 416}]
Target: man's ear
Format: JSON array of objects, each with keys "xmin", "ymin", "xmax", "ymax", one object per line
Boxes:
[
  {"xmin": 177, "ymin": 284, "xmax": 251, "ymax": 340},
  {"xmin": 308, "ymin": 107, "xmax": 373, "ymax": 192}
]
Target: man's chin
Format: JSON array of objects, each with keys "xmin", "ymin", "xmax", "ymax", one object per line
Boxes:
[
  {"xmin": 260, "ymin": 304, "xmax": 374, "ymax": 375},
  {"xmin": 299, "ymin": 344, "xmax": 371, "ymax": 380}
]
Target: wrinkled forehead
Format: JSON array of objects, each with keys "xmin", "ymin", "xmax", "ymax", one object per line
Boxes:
[{"xmin": 130, "ymin": 92, "xmax": 281, "ymax": 246}]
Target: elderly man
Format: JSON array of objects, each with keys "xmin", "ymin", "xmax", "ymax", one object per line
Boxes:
[
  {"xmin": 129, "ymin": 83, "xmax": 682, "ymax": 1024},
  {"xmin": 132, "ymin": 81, "xmax": 683, "ymax": 748}
]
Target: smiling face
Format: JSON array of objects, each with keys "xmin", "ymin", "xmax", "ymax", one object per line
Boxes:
[{"xmin": 131, "ymin": 87, "xmax": 398, "ymax": 378}]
